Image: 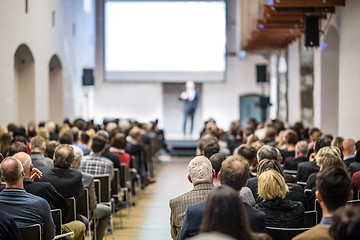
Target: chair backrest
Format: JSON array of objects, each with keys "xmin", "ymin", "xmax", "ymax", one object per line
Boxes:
[
  {"xmin": 348, "ymin": 199, "xmax": 360, "ymax": 206},
  {"xmin": 51, "ymin": 209, "xmax": 62, "ymax": 235},
  {"xmin": 76, "ymin": 188, "xmax": 90, "ymax": 219},
  {"xmin": 111, "ymin": 168, "xmax": 120, "ymax": 195},
  {"xmin": 120, "ymin": 164, "xmax": 130, "ymax": 188},
  {"xmin": 297, "ymin": 181, "xmax": 307, "ymax": 189},
  {"xmin": 18, "ymin": 224, "xmax": 41, "ymax": 240},
  {"xmin": 304, "ymin": 210, "xmax": 317, "ymax": 227},
  {"xmin": 65, "ymin": 197, "xmax": 77, "ymax": 221},
  {"xmin": 94, "ymin": 174, "xmax": 111, "ymax": 203},
  {"xmin": 284, "ymin": 169, "xmax": 297, "ymax": 177},
  {"xmin": 94, "ymin": 179, "xmax": 101, "ymax": 203},
  {"xmin": 266, "ymin": 227, "xmax": 310, "ymax": 240}
]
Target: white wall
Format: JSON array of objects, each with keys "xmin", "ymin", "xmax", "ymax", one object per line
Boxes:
[{"xmin": 0, "ymin": 0, "xmax": 95, "ymax": 125}]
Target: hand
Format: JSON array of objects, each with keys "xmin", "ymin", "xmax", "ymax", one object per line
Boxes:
[
  {"xmin": 180, "ymin": 92, "xmax": 188, "ymax": 100},
  {"xmin": 309, "ymin": 152, "xmax": 316, "ymax": 162},
  {"xmin": 30, "ymin": 168, "xmax": 42, "ymax": 181}
]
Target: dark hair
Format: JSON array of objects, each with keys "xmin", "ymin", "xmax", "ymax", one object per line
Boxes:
[
  {"xmin": 220, "ymin": 155, "xmax": 250, "ymax": 191},
  {"xmin": 80, "ymin": 132, "xmax": 90, "ymax": 145},
  {"xmin": 59, "ymin": 131, "xmax": 74, "ymax": 144},
  {"xmin": 53, "ymin": 144, "xmax": 74, "ymax": 169},
  {"xmin": 209, "ymin": 153, "xmax": 226, "ymax": 178},
  {"xmin": 7, "ymin": 142, "xmax": 27, "ymax": 156},
  {"xmin": 203, "ymin": 140, "xmax": 220, "ymax": 159},
  {"xmin": 70, "ymin": 127, "xmax": 79, "ymax": 141},
  {"xmin": 45, "ymin": 141, "xmax": 59, "ymax": 159},
  {"xmin": 200, "ymin": 185, "xmax": 254, "ymax": 240},
  {"xmin": 237, "ymin": 144, "xmax": 257, "ymax": 163},
  {"xmin": 314, "ymin": 137, "xmax": 331, "ymax": 153},
  {"xmin": 330, "ymin": 205, "xmax": 360, "ymax": 240},
  {"xmin": 316, "ymin": 167, "xmax": 351, "ymax": 212},
  {"xmin": 285, "ymin": 130, "xmax": 298, "ymax": 146},
  {"xmin": 91, "ymin": 136, "xmax": 106, "ymax": 153},
  {"xmin": 0, "ymin": 133, "xmax": 13, "ymax": 156},
  {"xmin": 110, "ymin": 133, "xmax": 127, "ymax": 150}
]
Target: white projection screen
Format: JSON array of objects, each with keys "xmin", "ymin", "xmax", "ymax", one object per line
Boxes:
[{"xmin": 104, "ymin": 0, "xmax": 227, "ymax": 82}]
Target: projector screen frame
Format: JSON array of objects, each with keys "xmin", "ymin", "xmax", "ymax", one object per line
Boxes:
[{"xmin": 97, "ymin": 0, "xmax": 229, "ymax": 83}]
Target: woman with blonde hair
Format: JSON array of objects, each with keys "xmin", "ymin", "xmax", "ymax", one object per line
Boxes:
[{"xmin": 255, "ymin": 170, "xmax": 305, "ymax": 228}]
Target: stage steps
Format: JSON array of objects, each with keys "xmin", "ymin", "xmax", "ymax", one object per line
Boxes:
[{"xmin": 166, "ymin": 139, "xmax": 197, "ymax": 156}]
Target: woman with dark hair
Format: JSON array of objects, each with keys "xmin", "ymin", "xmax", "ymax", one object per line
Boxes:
[
  {"xmin": 330, "ymin": 205, "xmax": 360, "ymax": 240},
  {"xmin": 0, "ymin": 133, "xmax": 12, "ymax": 157},
  {"xmin": 200, "ymin": 185, "xmax": 270, "ymax": 240}
]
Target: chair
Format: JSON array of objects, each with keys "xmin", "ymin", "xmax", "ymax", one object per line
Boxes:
[
  {"xmin": 51, "ymin": 209, "xmax": 74, "ymax": 240},
  {"xmin": 120, "ymin": 164, "xmax": 132, "ymax": 219},
  {"xmin": 94, "ymin": 174, "xmax": 115, "ymax": 239},
  {"xmin": 94, "ymin": 179, "xmax": 101, "ymax": 203},
  {"xmin": 297, "ymin": 181, "xmax": 307, "ymax": 189},
  {"xmin": 266, "ymin": 227, "xmax": 310, "ymax": 240},
  {"xmin": 76, "ymin": 188, "xmax": 94, "ymax": 240},
  {"xmin": 18, "ymin": 224, "xmax": 41, "ymax": 240},
  {"xmin": 65, "ymin": 197, "xmax": 77, "ymax": 222},
  {"xmin": 304, "ymin": 210, "xmax": 317, "ymax": 227},
  {"xmin": 111, "ymin": 168, "xmax": 126, "ymax": 228},
  {"xmin": 348, "ymin": 199, "xmax": 360, "ymax": 206},
  {"xmin": 284, "ymin": 169, "xmax": 297, "ymax": 178}
]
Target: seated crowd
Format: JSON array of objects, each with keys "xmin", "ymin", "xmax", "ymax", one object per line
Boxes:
[
  {"xmin": 170, "ymin": 118, "xmax": 360, "ymax": 240},
  {"xmin": 0, "ymin": 118, "xmax": 163, "ymax": 240}
]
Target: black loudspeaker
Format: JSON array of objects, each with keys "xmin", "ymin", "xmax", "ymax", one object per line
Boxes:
[
  {"xmin": 305, "ymin": 16, "xmax": 319, "ymax": 47},
  {"xmin": 82, "ymin": 68, "xmax": 94, "ymax": 86},
  {"xmin": 256, "ymin": 65, "xmax": 267, "ymax": 83}
]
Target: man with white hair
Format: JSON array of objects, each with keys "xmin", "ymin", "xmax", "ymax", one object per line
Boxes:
[
  {"xmin": 169, "ymin": 156, "xmax": 215, "ymax": 240},
  {"xmin": 284, "ymin": 140, "xmax": 309, "ymax": 170}
]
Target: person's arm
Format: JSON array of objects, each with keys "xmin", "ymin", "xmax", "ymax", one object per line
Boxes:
[{"xmin": 39, "ymin": 200, "xmax": 55, "ymax": 240}]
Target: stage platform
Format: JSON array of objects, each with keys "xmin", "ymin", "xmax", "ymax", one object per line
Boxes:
[{"xmin": 165, "ymin": 138, "xmax": 198, "ymax": 156}]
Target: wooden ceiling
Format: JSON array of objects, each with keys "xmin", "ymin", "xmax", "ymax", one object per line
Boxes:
[{"xmin": 242, "ymin": 0, "xmax": 345, "ymax": 52}]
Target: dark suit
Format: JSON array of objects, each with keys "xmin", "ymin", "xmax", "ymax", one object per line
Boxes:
[
  {"xmin": 23, "ymin": 178, "xmax": 70, "ymax": 222},
  {"xmin": 284, "ymin": 156, "xmax": 308, "ymax": 170},
  {"xmin": 348, "ymin": 161, "xmax": 360, "ymax": 176},
  {"xmin": 38, "ymin": 167, "xmax": 84, "ymax": 199},
  {"xmin": 344, "ymin": 156, "xmax": 356, "ymax": 167},
  {"xmin": 102, "ymin": 146, "xmax": 120, "ymax": 170},
  {"xmin": 179, "ymin": 200, "xmax": 266, "ymax": 240},
  {"xmin": 180, "ymin": 90, "xmax": 199, "ymax": 135},
  {"xmin": 296, "ymin": 161, "xmax": 320, "ymax": 182}
]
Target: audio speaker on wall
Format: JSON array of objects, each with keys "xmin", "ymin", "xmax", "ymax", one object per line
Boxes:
[
  {"xmin": 305, "ymin": 16, "xmax": 319, "ymax": 47},
  {"xmin": 82, "ymin": 68, "xmax": 94, "ymax": 86},
  {"xmin": 256, "ymin": 65, "xmax": 267, "ymax": 83}
]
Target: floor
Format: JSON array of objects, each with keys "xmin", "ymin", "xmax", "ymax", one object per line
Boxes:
[{"xmin": 102, "ymin": 156, "xmax": 193, "ymax": 240}]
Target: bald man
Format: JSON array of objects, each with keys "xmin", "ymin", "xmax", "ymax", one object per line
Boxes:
[
  {"xmin": 0, "ymin": 157, "xmax": 55, "ymax": 240},
  {"xmin": 342, "ymin": 138, "xmax": 356, "ymax": 167}
]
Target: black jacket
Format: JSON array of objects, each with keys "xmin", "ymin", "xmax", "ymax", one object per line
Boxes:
[
  {"xmin": 284, "ymin": 156, "xmax": 308, "ymax": 170},
  {"xmin": 254, "ymin": 198, "xmax": 305, "ymax": 228},
  {"xmin": 296, "ymin": 161, "xmax": 320, "ymax": 182}
]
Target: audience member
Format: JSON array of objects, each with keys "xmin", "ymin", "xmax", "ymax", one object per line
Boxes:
[
  {"xmin": 0, "ymin": 133, "xmax": 12, "ymax": 157},
  {"xmin": 45, "ymin": 140, "xmax": 59, "ymax": 160},
  {"xmin": 348, "ymin": 142, "xmax": 360, "ymax": 176},
  {"xmin": 237, "ymin": 144, "xmax": 257, "ymax": 178},
  {"xmin": 293, "ymin": 167, "xmax": 353, "ymax": 240},
  {"xmin": 203, "ymin": 140, "xmax": 220, "ymax": 159},
  {"xmin": 7, "ymin": 141, "xmax": 27, "ymax": 156},
  {"xmin": 329, "ymin": 205, "xmax": 360, "ymax": 240},
  {"xmin": 97, "ymin": 130, "xmax": 121, "ymax": 170},
  {"xmin": 29, "ymin": 136, "xmax": 54, "ymax": 168},
  {"xmin": 200, "ymin": 185, "xmax": 270, "ymax": 240},
  {"xmin": 110, "ymin": 133, "xmax": 131, "ymax": 167},
  {"xmin": 0, "ymin": 157, "xmax": 55, "ymax": 240},
  {"xmin": 255, "ymin": 170, "xmax": 305, "ymax": 228},
  {"xmin": 58, "ymin": 131, "xmax": 74, "ymax": 144},
  {"xmin": 71, "ymin": 127, "xmax": 91, "ymax": 155},
  {"xmin": 341, "ymin": 138, "xmax": 356, "ymax": 167},
  {"xmin": 169, "ymin": 156, "xmax": 215, "ymax": 240},
  {"xmin": 0, "ymin": 210, "xmax": 21, "ymax": 240},
  {"xmin": 209, "ymin": 153, "xmax": 226, "ymax": 187},
  {"xmin": 284, "ymin": 140, "xmax": 308, "ymax": 170},
  {"xmin": 280, "ymin": 129, "xmax": 298, "ymax": 161}
]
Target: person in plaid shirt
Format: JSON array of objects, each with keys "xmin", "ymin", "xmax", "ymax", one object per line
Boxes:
[{"xmin": 80, "ymin": 136, "xmax": 114, "ymax": 180}]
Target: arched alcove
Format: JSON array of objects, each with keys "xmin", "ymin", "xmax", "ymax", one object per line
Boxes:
[
  {"xmin": 320, "ymin": 25, "xmax": 339, "ymax": 136},
  {"xmin": 14, "ymin": 44, "xmax": 35, "ymax": 125},
  {"xmin": 49, "ymin": 55, "xmax": 63, "ymax": 122}
]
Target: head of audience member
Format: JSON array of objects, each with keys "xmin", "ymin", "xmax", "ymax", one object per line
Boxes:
[
  {"xmin": 7, "ymin": 142, "xmax": 27, "ymax": 156},
  {"xmin": 45, "ymin": 141, "xmax": 59, "ymax": 159},
  {"xmin": 219, "ymin": 155, "xmax": 250, "ymax": 192},
  {"xmin": 295, "ymin": 140, "xmax": 308, "ymax": 158},
  {"xmin": 70, "ymin": 127, "xmax": 79, "ymax": 143},
  {"xmin": 200, "ymin": 185, "xmax": 254, "ymax": 240},
  {"xmin": 257, "ymin": 159, "xmax": 285, "ymax": 178},
  {"xmin": 91, "ymin": 136, "xmax": 107, "ymax": 154},
  {"xmin": 30, "ymin": 136, "xmax": 47, "ymax": 154},
  {"xmin": 110, "ymin": 133, "xmax": 127, "ymax": 150},
  {"xmin": 330, "ymin": 205, "xmax": 360, "ymax": 240},
  {"xmin": 80, "ymin": 132, "xmax": 90, "ymax": 146},
  {"xmin": 128, "ymin": 127, "xmax": 142, "ymax": 142},
  {"xmin": 257, "ymin": 145, "xmax": 279, "ymax": 162},
  {"xmin": 37, "ymin": 127, "xmax": 50, "ymax": 141},
  {"xmin": 71, "ymin": 146, "xmax": 83, "ymax": 168},
  {"xmin": 246, "ymin": 134, "xmax": 259, "ymax": 146},
  {"xmin": 258, "ymin": 170, "xmax": 288, "ymax": 201},
  {"xmin": 198, "ymin": 134, "xmax": 218, "ymax": 154},
  {"xmin": 96, "ymin": 130, "xmax": 110, "ymax": 142},
  {"xmin": 310, "ymin": 128, "xmax": 322, "ymax": 142},
  {"xmin": 265, "ymin": 127, "xmax": 276, "ymax": 142},
  {"xmin": 316, "ymin": 167, "xmax": 352, "ymax": 216},
  {"xmin": 27, "ymin": 122, "xmax": 37, "ymax": 139},
  {"xmin": 13, "ymin": 152, "xmax": 33, "ymax": 178},
  {"xmin": 250, "ymin": 140, "xmax": 265, "ymax": 152},
  {"xmin": 0, "ymin": 157, "xmax": 24, "ymax": 188},
  {"xmin": 0, "ymin": 133, "xmax": 13, "ymax": 156},
  {"xmin": 209, "ymin": 153, "xmax": 226, "ymax": 181},
  {"xmin": 203, "ymin": 140, "xmax": 220, "ymax": 159},
  {"xmin": 237, "ymin": 144, "xmax": 257, "ymax": 168},
  {"xmin": 341, "ymin": 138, "xmax": 356, "ymax": 157},
  {"xmin": 58, "ymin": 131, "xmax": 74, "ymax": 144},
  {"xmin": 285, "ymin": 130, "xmax": 298, "ymax": 148},
  {"xmin": 53, "ymin": 144, "xmax": 74, "ymax": 169},
  {"xmin": 45, "ymin": 121, "xmax": 56, "ymax": 134},
  {"xmin": 314, "ymin": 136, "xmax": 332, "ymax": 154},
  {"xmin": 187, "ymin": 156, "xmax": 214, "ymax": 186},
  {"xmin": 315, "ymin": 146, "xmax": 344, "ymax": 171}
]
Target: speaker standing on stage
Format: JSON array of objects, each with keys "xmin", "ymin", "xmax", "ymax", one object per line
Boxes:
[{"xmin": 179, "ymin": 81, "xmax": 199, "ymax": 136}]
